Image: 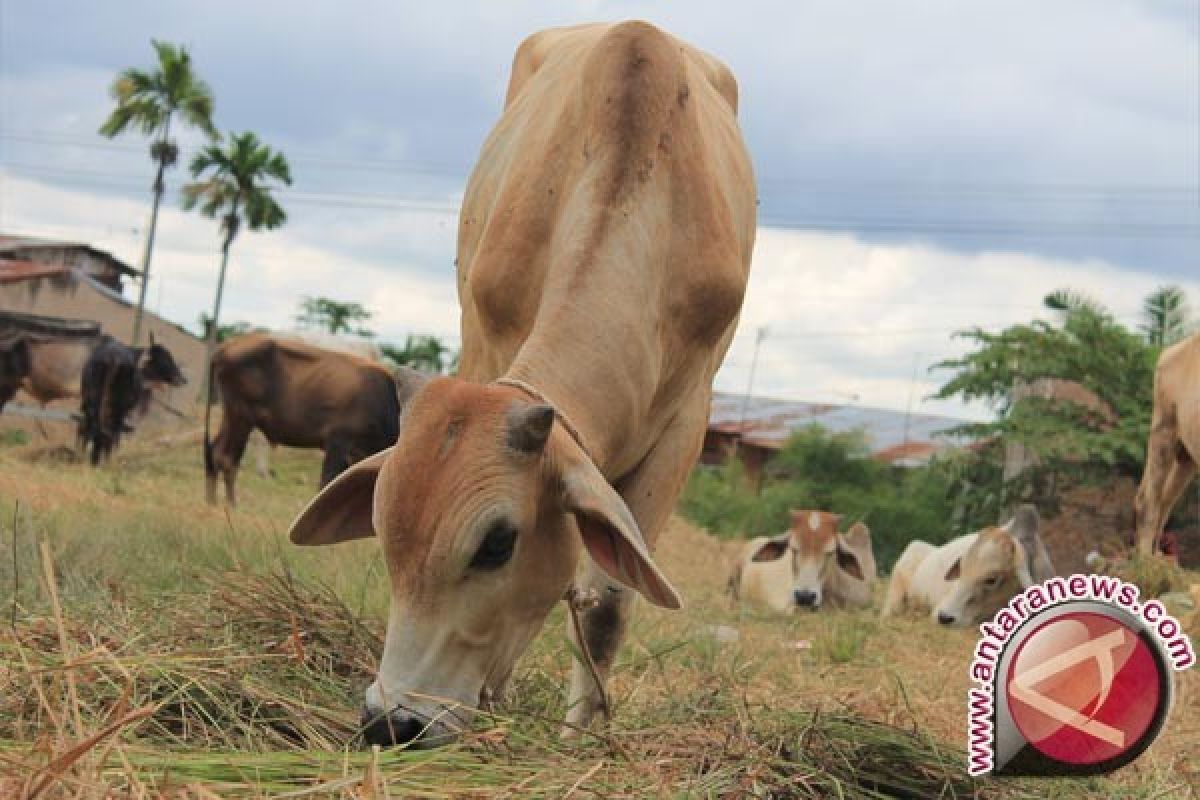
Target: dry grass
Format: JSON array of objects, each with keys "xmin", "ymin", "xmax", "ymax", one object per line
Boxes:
[{"xmin": 0, "ymin": 434, "xmax": 1196, "ymax": 798}]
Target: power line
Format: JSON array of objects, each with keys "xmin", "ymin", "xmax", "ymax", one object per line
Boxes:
[
  {"xmin": 3, "ymin": 128, "xmax": 1197, "ymax": 197},
  {"xmin": 7, "ymin": 161, "xmax": 1199, "ymax": 239}
]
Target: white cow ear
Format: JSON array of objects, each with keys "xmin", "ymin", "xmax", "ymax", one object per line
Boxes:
[
  {"xmin": 1010, "ymin": 537, "xmax": 1035, "ymax": 588},
  {"xmin": 944, "ymin": 558, "xmax": 962, "ymax": 582},
  {"xmin": 289, "ymin": 447, "xmax": 391, "ymax": 545},
  {"xmin": 554, "ymin": 437, "xmax": 682, "ymax": 610},
  {"xmin": 751, "ymin": 536, "xmax": 790, "ymax": 562}
]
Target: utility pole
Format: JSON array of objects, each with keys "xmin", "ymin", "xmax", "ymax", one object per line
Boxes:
[
  {"xmin": 734, "ymin": 326, "xmax": 768, "ymax": 456},
  {"xmin": 901, "ymin": 351, "xmax": 920, "ymax": 450}
]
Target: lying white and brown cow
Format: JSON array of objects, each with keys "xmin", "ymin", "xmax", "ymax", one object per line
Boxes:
[
  {"xmin": 287, "ymin": 21, "xmax": 755, "ymax": 747},
  {"xmin": 730, "ymin": 510, "xmax": 877, "ymax": 612},
  {"xmin": 881, "ymin": 505, "xmax": 1055, "ymax": 627},
  {"xmin": 1135, "ymin": 332, "xmax": 1199, "ymax": 555}
]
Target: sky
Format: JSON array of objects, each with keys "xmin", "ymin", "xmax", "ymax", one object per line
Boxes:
[{"xmin": 1, "ymin": 1, "xmax": 1197, "ymax": 421}]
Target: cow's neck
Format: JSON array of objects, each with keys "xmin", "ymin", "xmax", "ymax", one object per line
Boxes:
[{"xmin": 501, "ymin": 340, "xmax": 634, "ymax": 476}]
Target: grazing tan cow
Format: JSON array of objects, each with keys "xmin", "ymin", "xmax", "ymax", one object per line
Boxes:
[
  {"xmin": 288, "ymin": 21, "xmax": 755, "ymax": 747},
  {"xmin": 881, "ymin": 505, "xmax": 1055, "ymax": 627},
  {"xmin": 730, "ymin": 511, "xmax": 877, "ymax": 612},
  {"xmin": 1135, "ymin": 333, "xmax": 1199, "ymax": 555}
]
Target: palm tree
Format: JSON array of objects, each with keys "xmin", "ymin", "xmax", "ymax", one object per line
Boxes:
[
  {"xmin": 183, "ymin": 131, "xmax": 291, "ymax": 423},
  {"xmin": 99, "ymin": 40, "xmax": 217, "ymax": 346},
  {"xmin": 1140, "ymin": 285, "xmax": 1191, "ymax": 347},
  {"xmin": 1043, "ymin": 288, "xmax": 1111, "ymax": 320}
]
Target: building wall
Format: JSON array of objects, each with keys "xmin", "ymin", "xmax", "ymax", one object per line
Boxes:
[{"xmin": 0, "ymin": 271, "xmax": 206, "ymax": 412}]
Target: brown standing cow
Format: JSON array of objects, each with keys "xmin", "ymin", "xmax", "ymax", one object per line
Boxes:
[
  {"xmin": 1135, "ymin": 332, "xmax": 1199, "ymax": 554},
  {"xmin": 205, "ymin": 333, "xmax": 401, "ymax": 505},
  {"xmin": 288, "ymin": 21, "xmax": 755, "ymax": 747}
]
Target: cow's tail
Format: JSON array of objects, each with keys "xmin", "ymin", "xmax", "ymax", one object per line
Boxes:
[{"xmin": 203, "ymin": 357, "xmax": 216, "ymax": 482}]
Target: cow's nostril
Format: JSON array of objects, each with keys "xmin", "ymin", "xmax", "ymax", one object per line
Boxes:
[
  {"xmin": 937, "ymin": 612, "xmax": 956, "ymax": 626},
  {"xmin": 361, "ymin": 707, "xmax": 426, "ymax": 748},
  {"xmin": 793, "ymin": 590, "xmax": 817, "ymax": 607}
]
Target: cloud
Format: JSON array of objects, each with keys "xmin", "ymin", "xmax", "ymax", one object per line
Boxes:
[
  {"xmin": 717, "ymin": 227, "xmax": 1200, "ymax": 419},
  {"xmin": 1, "ymin": 1, "xmax": 1195, "ymax": 273},
  {"xmin": 7, "ymin": 172, "xmax": 1196, "ymax": 425},
  {"xmin": 0, "ymin": 173, "xmax": 462, "ymax": 342}
]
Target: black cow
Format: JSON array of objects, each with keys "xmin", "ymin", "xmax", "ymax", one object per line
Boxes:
[
  {"xmin": 79, "ymin": 335, "xmax": 186, "ymax": 464},
  {"xmin": 0, "ymin": 337, "xmax": 32, "ymax": 414}
]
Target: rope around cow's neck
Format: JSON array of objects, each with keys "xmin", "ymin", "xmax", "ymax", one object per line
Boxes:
[{"xmin": 493, "ymin": 377, "xmax": 610, "ymax": 723}]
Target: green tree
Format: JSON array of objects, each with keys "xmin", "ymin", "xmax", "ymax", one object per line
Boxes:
[
  {"xmin": 296, "ymin": 296, "xmax": 375, "ymax": 337},
  {"xmin": 196, "ymin": 313, "xmax": 255, "ymax": 343},
  {"xmin": 933, "ymin": 288, "xmax": 1166, "ymax": 492},
  {"xmin": 99, "ymin": 40, "xmax": 218, "ymax": 346},
  {"xmin": 380, "ymin": 335, "xmax": 455, "ymax": 374},
  {"xmin": 183, "ymin": 131, "xmax": 291, "ymax": 443},
  {"xmin": 1140, "ymin": 285, "xmax": 1192, "ymax": 347}
]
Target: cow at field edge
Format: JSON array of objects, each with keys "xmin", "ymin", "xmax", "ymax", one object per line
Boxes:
[
  {"xmin": 78, "ymin": 334, "xmax": 186, "ymax": 464},
  {"xmin": 0, "ymin": 337, "xmax": 32, "ymax": 413},
  {"xmin": 881, "ymin": 505, "xmax": 1055, "ymax": 626},
  {"xmin": 730, "ymin": 511, "xmax": 877, "ymax": 612},
  {"xmin": 1135, "ymin": 332, "xmax": 1199, "ymax": 555},
  {"xmin": 287, "ymin": 21, "xmax": 755, "ymax": 747},
  {"xmin": 252, "ymin": 330, "xmax": 385, "ymax": 479},
  {"xmin": 205, "ymin": 332, "xmax": 401, "ymax": 505}
]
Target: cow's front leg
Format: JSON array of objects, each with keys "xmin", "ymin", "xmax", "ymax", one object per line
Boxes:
[
  {"xmin": 561, "ymin": 398, "xmax": 707, "ymax": 737},
  {"xmin": 563, "ymin": 568, "xmax": 635, "ymax": 735}
]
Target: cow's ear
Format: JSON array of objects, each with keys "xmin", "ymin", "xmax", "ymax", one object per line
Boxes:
[
  {"xmin": 289, "ymin": 447, "xmax": 391, "ymax": 545},
  {"xmin": 1009, "ymin": 537, "xmax": 1035, "ymax": 588},
  {"xmin": 1006, "ymin": 504, "xmax": 1045, "ymax": 584},
  {"xmin": 944, "ymin": 558, "xmax": 962, "ymax": 582},
  {"xmin": 553, "ymin": 435, "xmax": 682, "ymax": 610},
  {"xmin": 392, "ymin": 366, "xmax": 430, "ymax": 418},
  {"xmin": 751, "ymin": 537, "xmax": 790, "ymax": 562},
  {"xmin": 836, "ymin": 523, "xmax": 872, "ymax": 581},
  {"xmin": 835, "ymin": 545, "xmax": 865, "ymax": 581}
]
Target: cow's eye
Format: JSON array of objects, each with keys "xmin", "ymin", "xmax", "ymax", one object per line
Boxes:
[
  {"xmin": 471, "ymin": 522, "xmax": 517, "ymax": 570},
  {"xmin": 985, "ymin": 575, "xmax": 1003, "ymax": 589}
]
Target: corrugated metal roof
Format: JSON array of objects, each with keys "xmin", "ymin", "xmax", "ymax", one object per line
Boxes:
[{"xmin": 709, "ymin": 391, "xmax": 970, "ymax": 464}]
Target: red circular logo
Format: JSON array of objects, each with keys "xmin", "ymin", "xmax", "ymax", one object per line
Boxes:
[{"xmin": 1005, "ymin": 611, "xmax": 1162, "ymax": 766}]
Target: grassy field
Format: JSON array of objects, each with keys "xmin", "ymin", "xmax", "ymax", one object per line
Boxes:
[{"xmin": 0, "ymin": 430, "xmax": 1196, "ymax": 798}]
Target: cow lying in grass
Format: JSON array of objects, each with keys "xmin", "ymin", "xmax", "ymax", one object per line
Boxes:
[
  {"xmin": 730, "ymin": 510, "xmax": 877, "ymax": 612},
  {"xmin": 881, "ymin": 505, "xmax": 1055, "ymax": 627}
]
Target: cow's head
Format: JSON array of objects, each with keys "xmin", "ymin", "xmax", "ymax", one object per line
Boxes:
[
  {"xmin": 0, "ymin": 338, "xmax": 32, "ymax": 405},
  {"xmin": 288, "ymin": 373, "xmax": 680, "ymax": 748},
  {"xmin": 749, "ymin": 510, "xmax": 866, "ymax": 610},
  {"xmin": 138, "ymin": 335, "xmax": 186, "ymax": 388},
  {"xmin": 934, "ymin": 506, "xmax": 1042, "ymax": 627}
]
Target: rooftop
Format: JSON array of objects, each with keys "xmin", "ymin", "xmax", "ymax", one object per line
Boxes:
[
  {"xmin": 0, "ymin": 233, "xmax": 139, "ymax": 277},
  {"xmin": 708, "ymin": 391, "xmax": 971, "ymax": 466}
]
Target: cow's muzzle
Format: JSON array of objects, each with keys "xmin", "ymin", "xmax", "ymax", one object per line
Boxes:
[
  {"xmin": 359, "ymin": 706, "xmax": 453, "ymax": 749},
  {"xmin": 793, "ymin": 589, "xmax": 819, "ymax": 610}
]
